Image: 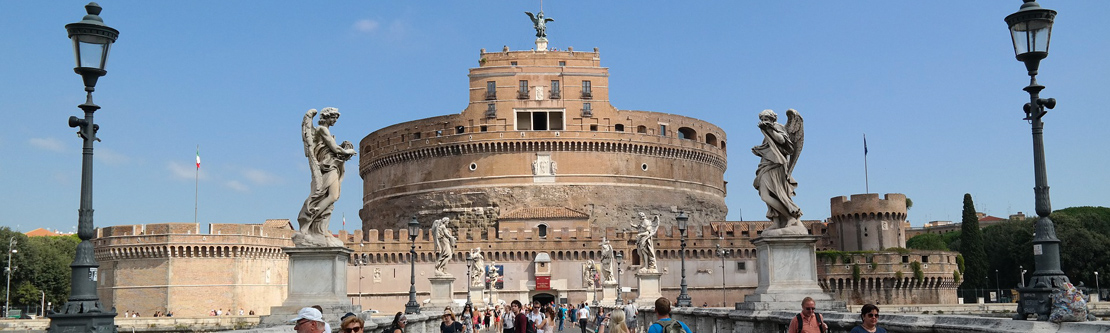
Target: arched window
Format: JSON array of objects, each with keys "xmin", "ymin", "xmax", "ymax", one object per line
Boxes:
[
  {"xmin": 677, "ymin": 127, "xmax": 696, "ymax": 140},
  {"xmin": 705, "ymin": 133, "xmax": 718, "ymax": 146},
  {"xmin": 636, "ymin": 125, "xmax": 647, "ymax": 134},
  {"xmin": 538, "ymin": 224, "xmax": 548, "ymax": 238}
]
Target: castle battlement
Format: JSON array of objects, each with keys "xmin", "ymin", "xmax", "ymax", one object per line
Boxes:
[
  {"xmin": 817, "ymin": 250, "xmax": 960, "ymax": 305},
  {"xmin": 830, "ymin": 193, "xmax": 908, "ymax": 218},
  {"xmin": 93, "ymin": 221, "xmax": 294, "ymax": 261}
]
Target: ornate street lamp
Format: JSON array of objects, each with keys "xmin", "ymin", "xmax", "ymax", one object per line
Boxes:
[
  {"xmin": 50, "ymin": 3, "xmax": 119, "ymax": 332},
  {"xmin": 615, "ymin": 251, "xmax": 624, "ymax": 306},
  {"xmin": 5, "ymin": 237, "xmax": 16, "ymax": 319},
  {"xmin": 406, "ymin": 216, "xmax": 421, "ymax": 314},
  {"xmin": 675, "ymin": 212, "xmax": 691, "ymax": 307},
  {"xmin": 1005, "ymin": 0, "xmax": 1070, "ymax": 321},
  {"xmin": 466, "ymin": 252, "xmax": 474, "ymax": 309}
]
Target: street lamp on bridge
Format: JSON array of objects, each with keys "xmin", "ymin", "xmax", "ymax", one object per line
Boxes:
[
  {"xmin": 406, "ymin": 216, "xmax": 421, "ymax": 314},
  {"xmin": 675, "ymin": 212, "xmax": 692, "ymax": 308},
  {"xmin": 615, "ymin": 251, "xmax": 623, "ymax": 306},
  {"xmin": 1004, "ymin": 0, "xmax": 1072, "ymax": 321},
  {"xmin": 49, "ymin": 3, "xmax": 119, "ymax": 332}
]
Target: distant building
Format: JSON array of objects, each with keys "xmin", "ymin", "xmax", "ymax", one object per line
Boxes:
[
  {"xmin": 25, "ymin": 228, "xmax": 67, "ymax": 237},
  {"xmin": 905, "ymin": 212, "xmax": 1016, "ymax": 239}
]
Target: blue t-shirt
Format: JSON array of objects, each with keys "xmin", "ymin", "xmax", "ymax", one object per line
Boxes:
[
  {"xmin": 646, "ymin": 318, "xmax": 692, "ymax": 333},
  {"xmin": 849, "ymin": 326, "xmax": 887, "ymax": 333}
]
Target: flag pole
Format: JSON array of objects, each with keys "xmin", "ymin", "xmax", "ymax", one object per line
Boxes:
[
  {"xmin": 863, "ymin": 134, "xmax": 869, "ymax": 194},
  {"xmin": 195, "ymin": 145, "xmax": 199, "ymax": 224}
]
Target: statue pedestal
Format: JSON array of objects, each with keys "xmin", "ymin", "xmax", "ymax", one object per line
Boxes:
[
  {"xmin": 635, "ymin": 272, "xmax": 663, "ymax": 307},
  {"xmin": 426, "ymin": 275, "xmax": 456, "ymax": 311},
  {"xmin": 738, "ymin": 236, "xmax": 843, "ymax": 311},
  {"xmin": 468, "ymin": 284, "xmax": 486, "ymax": 308},
  {"xmin": 536, "ymin": 37, "xmax": 548, "ymax": 51},
  {"xmin": 260, "ymin": 246, "xmax": 359, "ymax": 326},
  {"xmin": 601, "ymin": 281, "xmax": 618, "ymax": 306}
]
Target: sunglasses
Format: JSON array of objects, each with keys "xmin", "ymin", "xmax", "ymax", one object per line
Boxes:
[
  {"xmin": 342, "ymin": 327, "xmax": 363, "ymax": 333},
  {"xmin": 804, "ymin": 307, "xmax": 815, "ymax": 311},
  {"xmin": 864, "ymin": 313, "xmax": 880, "ymax": 318}
]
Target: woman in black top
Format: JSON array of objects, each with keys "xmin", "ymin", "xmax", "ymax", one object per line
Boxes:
[
  {"xmin": 442, "ymin": 312, "xmax": 465, "ymax": 333},
  {"xmin": 389, "ymin": 312, "xmax": 407, "ymax": 333}
]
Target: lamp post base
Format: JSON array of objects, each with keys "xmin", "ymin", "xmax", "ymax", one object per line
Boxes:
[{"xmin": 48, "ymin": 310, "xmax": 118, "ymax": 333}]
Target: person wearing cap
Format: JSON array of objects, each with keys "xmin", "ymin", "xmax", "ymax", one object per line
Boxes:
[{"xmin": 291, "ymin": 307, "xmax": 327, "ymax": 333}]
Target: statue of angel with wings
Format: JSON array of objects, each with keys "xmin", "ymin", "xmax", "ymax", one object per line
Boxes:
[
  {"xmin": 295, "ymin": 107, "xmax": 356, "ymax": 247},
  {"xmin": 752, "ymin": 109, "xmax": 807, "ymax": 237},
  {"xmin": 525, "ymin": 11, "xmax": 554, "ymax": 38}
]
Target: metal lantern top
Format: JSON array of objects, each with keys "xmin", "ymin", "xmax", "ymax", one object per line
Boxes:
[
  {"xmin": 1005, "ymin": 0, "xmax": 1056, "ymax": 64},
  {"xmin": 407, "ymin": 216, "xmax": 419, "ymax": 241},
  {"xmin": 615, "ymin": 251, "xmax": 622, "ymax": 261},
  {"xmin": 65, "ymin": 2, "xmax": 119, "ymax": 85},
  {"xmin": 676, "ymin": 211, "xmax": 688, "ymax": 232}
]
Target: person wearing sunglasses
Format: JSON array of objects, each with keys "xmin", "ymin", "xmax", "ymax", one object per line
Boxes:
[
  {"xmin": 340, "ymin": 313, "xmax": 364, "ymax": 333},
  {"xmin": 290, "ymin": 307, "xmax": 326, "ymax": 333},
  {"xmin": 850, "ymin": 304, "xmax": 886, "ymax": 333},
  {"xmin": 389, "ymin": 312, "xmax": 407, "ymax": 333},
  {"xmin": 787, "ymin": 297, "xmax": 827, "ymax": 333}
]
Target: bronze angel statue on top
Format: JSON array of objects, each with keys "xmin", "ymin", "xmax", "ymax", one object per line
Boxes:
[
  {"xmin": 525, "ymin": 11, "xmax": 554, "ymax": 38},
  {"xmin": 295, "ymin": 107, "xmax": 356, "ymax": 247},
  {"xmin": 752, "ymin": 109, "xmax": 806, "ymax": 237}
]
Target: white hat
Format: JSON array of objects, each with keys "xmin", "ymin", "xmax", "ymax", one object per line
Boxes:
[{"xmin": 290, "ymin": 307, "xmax": 324, "ymax": 323}]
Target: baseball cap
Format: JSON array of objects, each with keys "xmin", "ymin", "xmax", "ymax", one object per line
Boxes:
[{"xmin": 290, "ymin": 307, "xmax": 324, "ymax": 323}]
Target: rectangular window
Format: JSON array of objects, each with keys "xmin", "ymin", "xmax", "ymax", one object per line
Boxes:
[
  {"xmin": 559, "ymin": 61, "xmax": 566, "ymax": 66},
  {"xmin": 515, "ymin": 110, "xmax": 565, "ymax": 131},
  {"xmin": 550, "ymin": 80, "xmax": 561, "ymax": 99},
  {"xmin": 486, "ymin": 81, "xmax": 496, "ymax": 100},
  {"xmin": 737, "ymin": 262, "xmax": 746, "ymax": 271},
  {"xmin": 589, "ymin": 124, "xmax": 598, "ymax": 131},
  {"xmin": 485, "ymin": 103, "xmax": 497, "ymax": 118},
  {"xmin": 518, "ymin": 80, "xmax": 529, "ymax": 99},
  {"xmin": 582, "ymin": 80, "xmax": 592, "ymax": 99},
  {"xmin": 480, "ymin": 125, "xmax": 488, "ymax": 132},
  {"xmin": 659, "ymin": 124, "xmax": 667, "ymax": 137},
  {"xmin": 413, "ymin": 132, "xmax": 422, "ymax": 140},
  {"xmin": 582, "ymin": 102, "xmax": 593, "ymax": 117},
  {"xmin": 510, "ymin": 61, "xmax": 518, "ymax": 66}
]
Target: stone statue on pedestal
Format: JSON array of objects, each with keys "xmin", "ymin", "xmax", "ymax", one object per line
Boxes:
[
  {"xmin": 752, "ymin": 109, "xmax": 807, "ymax": 237},
  {"xmin": 295, "ymin": 107, "xmax": 356, "ymax": 247},
  {"xmin": 632, "ymin": 212, "xmax": 659, "ymax": 273},
  {"xmin": 470, "ymin": 248, "xmax": 485, "ymax": 287},
  {"xmin": 599, "ymin": 238, "xmax": 616, "ymax": 283},
  {"xmin": 525, "ymin": 11, "xmax": 555, "ymax": 38},
  {"xmin": 432, "ymin": 217, "xmax": 457, "ymax": 276}
]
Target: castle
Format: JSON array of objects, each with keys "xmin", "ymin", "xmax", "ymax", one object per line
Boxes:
[{"xmin": 92, "ymin": 38, "xmax": 957, "ymax": 316}]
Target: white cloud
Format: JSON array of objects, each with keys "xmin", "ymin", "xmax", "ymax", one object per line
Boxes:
[
  {"xmin": 353, "ymin": 19, "xmax": 380, "ymax": 33},
  {"xmin": 167, "ymin": 161, "xmax": 203, "ymax": 180},
  {"xmin": 242, "ymin": 168, "xmax": 278, "ymax": 185},
  {"xmin": 225, "ymin": 180, "xmax": 249, "ymax": 192},
  {"xmin": 29, "ymin": 137, "xmax": 67, "ymax": 153},
  {"xmin": 97, "ymin": 148, "xmax": 131, "ymax": 166}
]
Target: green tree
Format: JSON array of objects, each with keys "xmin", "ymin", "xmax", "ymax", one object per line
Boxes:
[
  {"xmin": 960, "ymin": 194, "xmax": 988, "ymax": 291},
  {"xmin": 0, "ymin": 227, "xmax": 78, "ymax": 310},
  {"xmin": 982, "ymin": 219, "xmax": 1034, "ymax": 291},
  {"xmin": 906, "ymin": 233, "xmax": 948, "ymax": 251}
]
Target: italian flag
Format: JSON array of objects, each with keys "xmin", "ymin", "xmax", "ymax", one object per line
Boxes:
[{"xmin": 196, "ymin": 146, "xmax": 201, "ymax": 169}]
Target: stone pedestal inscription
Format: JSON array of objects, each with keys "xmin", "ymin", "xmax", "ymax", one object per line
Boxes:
[{"xmin": 427, "ymin": 276, "xmax": 457, "ymax": 310}]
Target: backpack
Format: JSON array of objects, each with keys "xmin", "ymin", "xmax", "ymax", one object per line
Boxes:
[
  {"xmin": 525, "ymin": 317, "xmax": 538, "ymax": 333},
  {"xmin": 653, "ymin": 319, "xmax": 685, "ymax": 333},
  {"xmin": 795, "ymin": 313, "xmax": 825, "ymax": 333}
]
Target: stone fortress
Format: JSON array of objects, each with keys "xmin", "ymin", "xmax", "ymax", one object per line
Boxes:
[
  {"xmin": 92, "ymin": 38, "xmax": 958, "ymax": 315},
  {"xmin": 357, "ymin": 46, "xmax": 728, "ymax": 231}
]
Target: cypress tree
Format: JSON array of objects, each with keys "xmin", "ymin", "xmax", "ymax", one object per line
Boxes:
[{"xmin": 960, "ymin": 193, "xmax": 988, "ymax": 291}]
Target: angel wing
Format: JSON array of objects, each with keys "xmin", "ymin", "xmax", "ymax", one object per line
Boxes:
[
  {"xmin": 302, "ymin": 109, "xmax": 323, "ymax": 192},
  {"xmin": 785, "ymin": 109, "xmax": 804, "ymax": 175},
  {"xmin": 525, "ymin": 11, "xmax": 537, "ymax": 23},
  {"xmin": 545, "ymin": 17, "xmax": 555, "ymax": 23}
]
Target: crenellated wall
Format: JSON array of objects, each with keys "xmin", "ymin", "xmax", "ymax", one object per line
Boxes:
[
  {"xmin": 94, "ymin": 221, "xmax": 293, "ymax": 317},
  {"xmin": 817, "ymin": 251, "xmax": 960, "ymax": 305},
  {"xmin": 828, "ymin": 193, "xmax": 908, "ymax": 252}
]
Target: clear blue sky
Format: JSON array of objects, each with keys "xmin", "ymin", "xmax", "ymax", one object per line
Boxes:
[{"xmin": 2, "ymin": 1, "xmax": 1108, "ymax": 234}]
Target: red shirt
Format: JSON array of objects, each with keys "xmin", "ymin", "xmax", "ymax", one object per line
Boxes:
[{"xmin": 514, "ymin": 313, "xmax": 528, "ymax": 333}]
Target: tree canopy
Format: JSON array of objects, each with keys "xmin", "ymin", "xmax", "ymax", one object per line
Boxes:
[
  {"xmin": 1, "ymin": 227, "xmax": 78, "ymax": 315},
  {"xmin": 960, "ymin": 194, "xmax": 988, "ymax": 291}
]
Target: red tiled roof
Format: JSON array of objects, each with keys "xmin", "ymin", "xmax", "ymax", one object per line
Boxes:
[
  {"xmin": 979, "ymin": 215, "xmax": 1005, "ymax": 222},
  {"xmin": 25, "ymin": 228, "xmax": 60, "ymax": 237},
  {"xmin": 500, "ymin": 207, "xmax": 589, "ymax": 220},
  {"xmin": 263, "ymin": 219, "xmax": 294, "ymax": 230}
]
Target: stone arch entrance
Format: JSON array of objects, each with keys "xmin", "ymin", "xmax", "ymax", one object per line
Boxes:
[{"xmin": 531, "ymin": 292, "xmax": 557, "ymax": 307}]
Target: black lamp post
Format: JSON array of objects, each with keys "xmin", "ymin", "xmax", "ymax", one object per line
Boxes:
[
  {"xmin": 50, "ymin": 3, "xmax": 119, "ymax": 332},
  {"xmin": 1005, "ymin": 0, "xmax": 1071, "ymax": 321},
  {"xmin": 466, "ymin": 251, "xmax": 474, "ymax": 309},
  {"xmin": 716, "ymin": 242, "xmax": 730, "ymax": 307},
  {"xmin": 995, "ymin": 269, "xmax": 1001, "ymax": 302},
  {"xmin": 615, "ymin": 251, "xmax": 623, "ymax": 306},
  {"xmin": 406, "ymin": 216, "xmax": 421, "ymax": 314},
  {"xmin": 675, "ymin": 212, "xmax": 692, "ymax": 308}
]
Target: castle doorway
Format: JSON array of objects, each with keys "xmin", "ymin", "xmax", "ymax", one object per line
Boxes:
[{"xmin": 532, "ymin": 293, "xmax": 556, "ymax": 307}]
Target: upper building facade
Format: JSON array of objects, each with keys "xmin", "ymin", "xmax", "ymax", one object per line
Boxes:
[{"xmin": 358, "ymin": 45, "xmax": 729, "ymax": 232}]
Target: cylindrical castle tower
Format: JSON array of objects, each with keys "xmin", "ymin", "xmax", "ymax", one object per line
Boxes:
[
  {"xmin": 358, "ymin": 47, "xmax": 728, "ymax": 231},
  {"xmin": 828, "ymin": 193, "xmax": 908, "ymax": 251}
]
